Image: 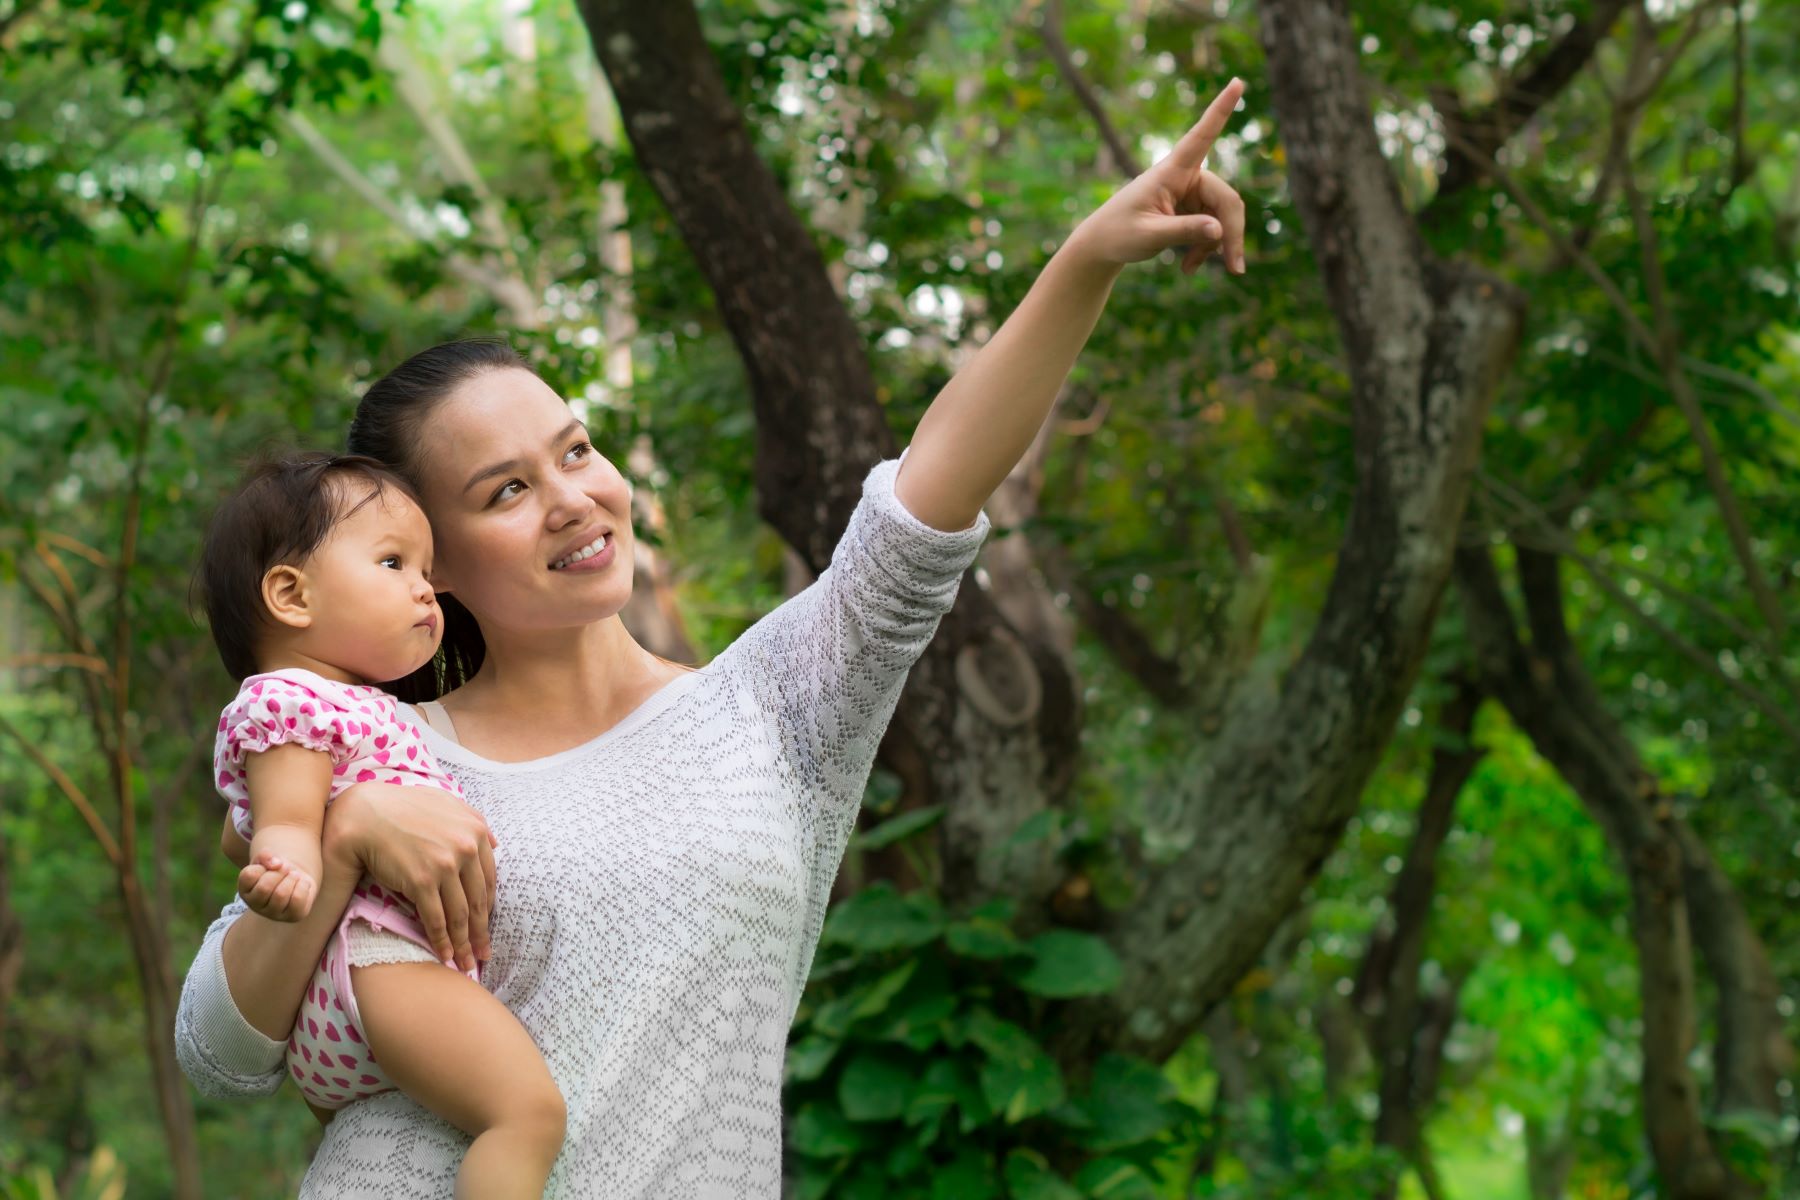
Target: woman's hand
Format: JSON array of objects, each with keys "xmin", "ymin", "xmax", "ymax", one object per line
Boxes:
[
  {"xmin": 1067, "ymin": 77, "xmax": 1249, "ymax": 276},
  {"xmin": 322, "ymin": 781, "xmax": 498, "ymax": 974}
]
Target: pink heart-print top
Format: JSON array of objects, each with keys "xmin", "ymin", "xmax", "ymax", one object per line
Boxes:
[{"xmin": 213, "ymin": 667, "xmax": 462, "ymax": 841}]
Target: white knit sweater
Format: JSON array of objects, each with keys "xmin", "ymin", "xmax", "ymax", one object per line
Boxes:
[{"xmin": 173, "ymin": 453, "xmax": 990, "ymax": 1197}]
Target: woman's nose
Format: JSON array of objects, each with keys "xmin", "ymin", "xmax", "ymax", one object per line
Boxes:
[{"xmin": 544, "ymin": 472, "xmax": 596, "ymax": 524}]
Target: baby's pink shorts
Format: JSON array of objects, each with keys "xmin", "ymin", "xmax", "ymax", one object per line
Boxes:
[{"xmin": 286, "ymin": 881, "xmax": 481, "ymax": 1110}]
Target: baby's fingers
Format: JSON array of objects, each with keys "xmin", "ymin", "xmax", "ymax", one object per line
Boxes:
[{"xmin": 238, "ymin": 861, "xmax": 272, "ymax": 901}]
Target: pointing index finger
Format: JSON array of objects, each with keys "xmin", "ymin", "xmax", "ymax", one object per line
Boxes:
[{"xmin": 1170, "ymin": 76, "xmax": 1246, "ymax": 171}]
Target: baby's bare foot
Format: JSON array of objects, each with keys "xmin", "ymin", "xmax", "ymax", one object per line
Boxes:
[{"xmin": 239, "ymin": 853, "xmax": 317, "ymax": 922}]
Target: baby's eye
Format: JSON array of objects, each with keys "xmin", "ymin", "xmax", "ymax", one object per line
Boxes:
[{"xmin": 380, "ymin": 555, "xmax": 402, "ymax": 570}]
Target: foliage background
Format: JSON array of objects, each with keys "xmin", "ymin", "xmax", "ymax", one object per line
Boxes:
[{"xmin": 2, "ymin": 0, "xmax": 1796, "ymax": 1195}]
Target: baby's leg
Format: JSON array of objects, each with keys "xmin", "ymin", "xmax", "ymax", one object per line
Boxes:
[{"xmin": 351, "ymin": 961, "xmax": 566, "ymax": 1200}]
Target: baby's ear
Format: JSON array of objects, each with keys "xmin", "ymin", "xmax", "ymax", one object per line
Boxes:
[{"xmin": 261, "ymin": 564, "xmax": 313, "ymax": 630}]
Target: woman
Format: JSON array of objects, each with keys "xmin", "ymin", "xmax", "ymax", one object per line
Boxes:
[{"xmin": 175, "ymin": 79, "xmax": 1248, "ymax": 1196}]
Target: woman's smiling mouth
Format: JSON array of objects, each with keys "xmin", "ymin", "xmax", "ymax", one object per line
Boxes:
[{"xmin": 549, "ymin": 531, "xmax": 613, "ymax": 571}]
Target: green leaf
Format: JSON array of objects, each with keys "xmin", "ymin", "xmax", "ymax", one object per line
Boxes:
[
  {"xmin": 839, "ymin": 1162, "xmax": 894, "ymax": 1200},
  {"xmin": 1072, "ymin": 1157, "xmax": 1161, "ymax": 1199},
  {"xmin": 851, "ymin": 803, "xmax": 945, "ymax": 850},
  {"xmin": 903, "ymin": 1058, "xmax": 963, "ymax": 1128},
  {"xmin": 822, "ymin": 883, "xmax": 944, "ymax": 952},
  {"xmin": 1014, "ymin": 930, "xmax": 1123, "ymax": 998},
  {"xmin": 946, "ymin": 913, "xmax": 1026, "ymax": 960},
  {"xmin": 851, "ymin": 960, "xmax": 919, "ymax": 1021},
  {"xmin": 786, "ymin": 1034, "xmax": 840, "ymax": 1083},
  {"xmin": 886, "ymin": 1138, "xmax": 927, "ymax": 1179},
  {"xmin": 789, "ymin": 1161, "xmax": 844, "ymax": 1200},
  {"xmin": 837, "ymin": 1050, "xmax": 915, "ymax": 1122},
  {"xmin": 789, "ymin": 1102, "xmax": 864, "ymax": 1158},
  {"xmin": 809, "ymin": 991, "xmax": 863, "ymax": 1040},
  {"xmin": 968, "ymin": 1010, "xmax": 1066, "ymax": 1122},
  {"xmin": 931, "ymin": 1146, "xmax": 1002, "ymax": 1200},
  {"xmin": 1002, "ymin": 1148, "xmax": 1084, "ymax": 1200},
  {"xmin": 1068, "ymin": 1054, "xmax": 1179, "ymax": 1149},
  {"xmin": 880, "ymin": 989, "xmax": 958, "ymax": 1050}
]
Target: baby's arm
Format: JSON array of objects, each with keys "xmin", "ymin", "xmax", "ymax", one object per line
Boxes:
[
  {"xmin": 221, "ymin": 814, "xmax": 251, "ymax": 869},
  {"xmin": 239, "ymin": 743, "xmax": 332, "ymax": 922}
]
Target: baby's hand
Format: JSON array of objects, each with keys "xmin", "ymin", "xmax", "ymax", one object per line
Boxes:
[{"xmin": 238, "ymin": 852, "xmax": 317, "ymax": 922}]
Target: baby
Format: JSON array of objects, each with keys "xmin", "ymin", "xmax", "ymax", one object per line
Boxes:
[{"xmin": 198, "ymin": 450, "xmax": 564, "ymax": 1198}]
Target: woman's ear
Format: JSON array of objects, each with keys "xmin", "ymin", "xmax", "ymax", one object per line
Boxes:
[{"xmin": 261, "ymin": 564, "xmax": 313, "ymax": 630}]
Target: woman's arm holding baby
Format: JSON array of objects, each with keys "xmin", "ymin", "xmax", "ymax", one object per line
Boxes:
[
  {"xmin": 219, "ymin": 826, "xmax": 363, "ymax": 1040},
  {"xmin": 179, "ymin": 778, "xmax": 498, "ymax": 1098},
  {"xmin": 221, "ymin": 814, "xmax": 251, "ymax": 868},
  {"xmin": 894, "ymin": 77, "xmax": 1248, "ymax": 533},
  {"xmin": 216, "ymin": 779, "xmax": 498, "ymax": 1036}
]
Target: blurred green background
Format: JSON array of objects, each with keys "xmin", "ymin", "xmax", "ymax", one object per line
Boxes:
[{"xmin": 2, "ymin": 0, "xmax": 1796, "ymax": 1195}]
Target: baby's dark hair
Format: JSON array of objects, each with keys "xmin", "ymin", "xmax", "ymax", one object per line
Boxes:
[{"xmin": 196, "ymin": 450, "xmax": 421, "ymax": 681}]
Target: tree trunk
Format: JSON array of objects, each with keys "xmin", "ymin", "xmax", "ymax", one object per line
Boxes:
[
  {"xmin": 1672, "ymin": 819, "xmax": 1795, "ymax": 1120},
  {"xmin": 1354, "ymin": 680, "xmax": 1483, "ymax": 1200},
  {"xmin": 1525, "ymin": 1107, "xmax": 1582, "ymax": 1200},
  {"xmin": 0, "ymin": 819, "xmax": 23, "ymax": 1061},
  {"xmin": 1456, "ymin": 542, "xmax": 1777, "ymax": 1198},
  {"xmin": 1066, "ymin": 0, "xmax": 1522, "ymax": 1061},
  {"xmin": 119, "ymin": 869, "xmax": 204, "ymax": 1198}
]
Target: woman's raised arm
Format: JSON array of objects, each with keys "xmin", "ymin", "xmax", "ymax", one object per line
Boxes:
[{"xmin": 895, "ymin": 77, "xmax": 1248, "ymax": 533}]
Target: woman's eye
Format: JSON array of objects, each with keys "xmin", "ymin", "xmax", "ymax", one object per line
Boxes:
[
  {"xmin": 491, "ymin": 480, "xmax": 524, "ymax": 504},
  {"xmin": 565, "ymin": 441, "xmax": 593, "ymax": 463}
]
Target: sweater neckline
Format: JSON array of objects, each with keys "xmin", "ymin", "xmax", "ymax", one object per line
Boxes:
[{"xmin": 412, "ymin": 666, "xmax": 713, "ymax": 774}]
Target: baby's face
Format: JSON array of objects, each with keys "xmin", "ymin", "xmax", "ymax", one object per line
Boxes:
[{"xmin": 299, "ymin": 486, "xmax": 443, "ymax": 684}]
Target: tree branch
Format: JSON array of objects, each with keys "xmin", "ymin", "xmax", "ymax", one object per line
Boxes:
[
  {"xmin": 1441, "ymin": 119, "xmax": 1788, "ymax": 646},
  {"xmin": 1037, "ymin": 0, "xmax": 1142, "ymax": 177},
  {"xmin": 1620, "ymin": 163, "xmax": 1786, "ymax": 643},
  {"xmin": 1431, "ymin": 0, "xmax": 1631, "ymax": 205},
  {"xmin": 1476, "ymin": 475, "xmax": 1800, "ymax": 731},
  {"xmin": 0, "ymin": 713, "xmax": 122, "ymax": 865},
  {"xmin": 280, "ymin": 111, "xmax": 540, "ymax": 326}
]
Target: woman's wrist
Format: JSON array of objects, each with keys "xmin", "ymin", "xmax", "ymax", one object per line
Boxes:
[
  {"xmin": 1060, "ymin": 218, "xmax": 1131, "ymax": 278},
  {"xmin": 320, "ymin": 786, "xmax": 369, "ymax": 875}
]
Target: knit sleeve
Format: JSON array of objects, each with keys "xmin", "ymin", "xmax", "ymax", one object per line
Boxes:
[
  {"xmin": 173, "ymin": 896, "xmax": 289, "ymax": 1099},
  {"xmin": 715, "ymin": 449, "xmax": 990, "ymax": 984}
]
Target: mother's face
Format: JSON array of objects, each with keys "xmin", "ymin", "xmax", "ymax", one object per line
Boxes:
[{"xmin": 414, "ymin": 368, "xmax": 634, "ymax": 635}]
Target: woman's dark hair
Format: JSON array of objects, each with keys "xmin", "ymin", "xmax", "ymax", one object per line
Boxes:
[
  {"xmin": 197, "ymin": 451, "xmax": 421, "ymax": 682},
  {"xmin": 346, "ymin": 338, "xmax": 532, "ymax": 702}
]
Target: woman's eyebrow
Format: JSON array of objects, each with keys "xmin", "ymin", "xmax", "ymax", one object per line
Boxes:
[{"xmin": 460, "ymin": 419, "xmax": 586, "ymax": 495}]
